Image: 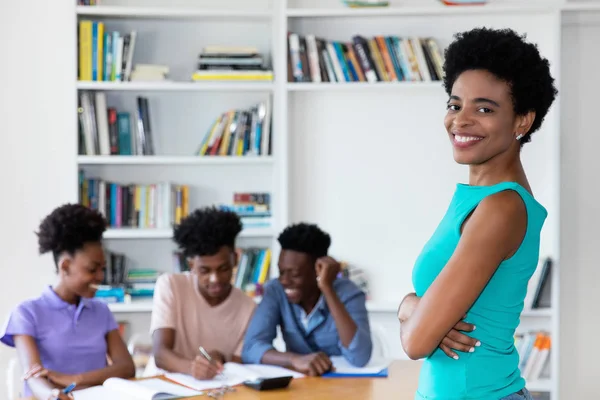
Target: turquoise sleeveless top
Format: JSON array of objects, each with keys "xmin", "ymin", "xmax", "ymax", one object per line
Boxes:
[{"xmin": 411, "ymin": 182, "xmax": 547, "ymax": 400}]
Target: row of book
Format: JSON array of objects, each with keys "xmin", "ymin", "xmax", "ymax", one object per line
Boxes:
[
  {"xmin": 79, "ymin": 172, "xmax": 190, "ymax": 229},
  {"xmin": 95, "ymin": 250, "xmax": 160, "ymax": 303},
  {"xmin": 196, "ymin": 99, "xmax": 272, "ymax": 157},
  {"xmin": 78, "ymin": 21, "xmax": 137, "ymax": 82},
  {"xmin": 287, "ymin": 33, "xmax": 444, "ymax": 83},
  {"xmin": 524, "ymin": 257, "xmax": 553, "ymax": 310},
  {"xmin": 78, "ymin": 91, "xmax": 155, "ymax": 156},
  {"xmin": 515, "ymin": 331, "xmax": 551, "ymax": 382},
  {"xmin": 192, "ymin": 46, "xmax": 273, "ymax": 82}
]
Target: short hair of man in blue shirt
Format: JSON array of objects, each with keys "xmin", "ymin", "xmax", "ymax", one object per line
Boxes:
[{"xmin": 241, "ymin": 223, "xmax": 373, "ymax": 376}]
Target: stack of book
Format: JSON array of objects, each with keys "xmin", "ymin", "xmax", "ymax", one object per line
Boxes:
[
  {"xmin": 195, "ymin": 99, "xmax": 272, "ymax": 157},
  {"xmin": 192, "ymin": 46, "xmax": 273, "ymax": 82},
  {"xmin": 219, "ymin": 192, "xmax": 272, "ymax": 229},
  {"xmin": 287, "ymin": 33, "xmax": 444, "ymax": 83},
  {"xmin": 78, "ymin": 92, "xmax": 154, "ymax": 156}
]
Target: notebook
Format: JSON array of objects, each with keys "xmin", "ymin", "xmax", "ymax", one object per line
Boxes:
[
  {"xmin": 72, "ymin": 377, "xmax": 201, "ymax": 400},
  {"xmin": 322, "ymin": 356, "xmax": 390, "ymax": 378},
  {"xmin": 165, "ymin": 362, "xmax": 304, "ymax": 391}
]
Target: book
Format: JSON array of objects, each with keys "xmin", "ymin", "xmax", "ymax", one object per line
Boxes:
[
  {"xmin": 73, "ymin": 377, "xmax": 200, "ymax": 400},
  {"xmin": 165, "ymin": 362, "xmax": 304, "ymax": 391},
  {"xmin": 322, "ymin": 356, "xmax": 390, "ymax": 378}
]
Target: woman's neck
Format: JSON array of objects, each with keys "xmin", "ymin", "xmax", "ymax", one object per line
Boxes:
[
  {"xmin": 52, "ymin": 283, "xmax": 80, "ymax": 305},
  {"xmin": 468, "ymin": 150, "xmax": 529, "ymax": 189}
]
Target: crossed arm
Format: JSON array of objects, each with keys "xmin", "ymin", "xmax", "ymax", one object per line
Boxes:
[{"xmin": 399, "ymin": 191, "xmax": 527, "ymax": 360}]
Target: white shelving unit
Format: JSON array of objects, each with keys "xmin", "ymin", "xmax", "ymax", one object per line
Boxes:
[{"xmin": 74, "ymin": 0, "xmax": 567, "ymax": 397}]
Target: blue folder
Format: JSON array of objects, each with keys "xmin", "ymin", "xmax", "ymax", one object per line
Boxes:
[{"xmin": 322, "ymin": 367, "xmax": 389, "ymax": 378}]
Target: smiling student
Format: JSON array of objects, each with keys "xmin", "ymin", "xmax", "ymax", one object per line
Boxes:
[
  {"xmin": 397, "ymin": 28, "xmax": 557, "ymax": 400},
  {"xmin": 150, "ymin": 207, "xmax": 256, "ymax": 380},
  {"xmin": 0, "ymin": 204, "xmax": 135, "ymax": 400},
  {"xmin": 242, "ymin": 223, "xmax": 372, "ymax": 376}
]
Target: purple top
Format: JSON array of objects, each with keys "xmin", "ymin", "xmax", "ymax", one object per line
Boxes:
[{"xmin": 0, "ymin": 286, "xmax": 119, "ymax": 397}]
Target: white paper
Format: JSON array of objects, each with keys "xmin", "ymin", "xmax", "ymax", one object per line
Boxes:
[
  {"xmin": 329, "ymin": 356, "xmax": 390, "ymax": 374},
  {"xmin": 165, "ymin": 362, "xmax": 303, "ymax": 392},
  {"xmin": 73, "ymin": 377, "xmax": 201, "ymax": 400}
]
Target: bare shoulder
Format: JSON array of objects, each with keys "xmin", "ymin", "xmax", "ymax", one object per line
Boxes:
[
  {"xmin": 475, "ymin": 189, "xmax": 527, "ymax": 226},
  {"xmin": 465, "ymin": 189, "xmax": 528, "ymax": 258}
]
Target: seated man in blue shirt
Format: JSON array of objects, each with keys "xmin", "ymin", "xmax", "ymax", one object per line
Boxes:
[{"xmin": 242, "ymin": 223, "xmax": 372, "ymax": 376}]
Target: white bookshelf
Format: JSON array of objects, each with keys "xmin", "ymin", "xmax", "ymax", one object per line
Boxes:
[
  {"xmin": 74, "ymin": 0, "xmax": 563, "ymax": 397},
  {"xmin": 77, "ymin": 155, "xmax": 274, "ymax": 165},
  {"xmin": 76, "ymin": 81, "xmax": 274, "ymax": 92},
  {"xmin": 76, "ymin": 5, "xmax": 273, "ymax": 19}
]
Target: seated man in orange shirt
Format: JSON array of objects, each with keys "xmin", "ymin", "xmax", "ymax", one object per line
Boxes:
[{"xmin": 150, "ymin": 207, "xmax": 256, "ymax": 379}]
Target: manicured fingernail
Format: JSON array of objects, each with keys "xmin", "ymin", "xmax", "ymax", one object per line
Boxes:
[
  {"xmin": 472, "ymin": 326, "xmax": 476, "ymax": 330},
  {"xmin": 469, "ymin": 347, "xmax": 475, "ymax": 353},
  {"xmin": 453, "ymin": 355, "xmax": 459, "ymax": 360},
  {"xmin": 475, "ymin": 341, "xmax": 481, "ymax": 347}
]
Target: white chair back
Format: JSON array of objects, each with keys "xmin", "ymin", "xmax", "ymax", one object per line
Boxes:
[
  {"xmin": 370, "ymin": 324, "xmax": 390, "ymax": 360},
  {"xmin": 6, "ymin": 356, "xmax": 22, "ymax": 400}
]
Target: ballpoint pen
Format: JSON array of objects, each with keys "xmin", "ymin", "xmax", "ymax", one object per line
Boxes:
[
  {"xmin": 62, "ymin": 382, "xmax": 77, "ymax": 395},
  {"xmin": 199, "ymin": 346, "xmax": 227, "ymax": 380}
]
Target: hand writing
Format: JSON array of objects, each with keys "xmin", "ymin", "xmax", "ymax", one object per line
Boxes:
[{"xmin": 190, "ymin": 355, "xmax": 223, "ymax": 380}]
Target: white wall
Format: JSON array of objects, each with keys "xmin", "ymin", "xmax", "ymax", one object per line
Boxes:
[
  {"xmin": 559, "ymin": 13, "xmax": 600, "ymax": 399},
  {"xmin": 0, "ymin": 0, "xmax": 77, "ymax": 385}
]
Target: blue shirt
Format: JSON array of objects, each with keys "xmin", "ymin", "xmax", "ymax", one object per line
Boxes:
[
  {"xmin": 412, "ymin": 182, "xmax": 547, "ymax": 399},
  {"xmin": 0, "ymin": 286, "xmax": 119, "ymax": 397},
  {"xmin": 242, "ymin": 278, "xmax": 372, "ymax": 367}
]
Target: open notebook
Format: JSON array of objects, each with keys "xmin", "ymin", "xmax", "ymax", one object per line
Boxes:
[
  {"xmin": 165, "ymin": 362, "xmax": 304, "ymax": 391},
  {"xmin": 73, "ymin": 377, "xmax": 201, "ymax": 400}
]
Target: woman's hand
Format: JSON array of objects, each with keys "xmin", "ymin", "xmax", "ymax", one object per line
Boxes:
[
  {"xmin": 439, "ymin": 318, "xmax": 480, "ymax": 359},
  {"xmin": 398, "ymin": 294, "xmax": 480, "ymax": 359}
]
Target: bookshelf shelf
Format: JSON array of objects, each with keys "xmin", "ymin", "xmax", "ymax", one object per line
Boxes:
[
  {"xmin": 285, "ymin": 4, "xmax": 556, "ymax": 18},
  {"xmin": 76, "ymin": 5, "xmax": 272, "ymax": 19},
  {"xmin": 525, "ymin": 378, "xmax": 552, "ymax": 392},
  {"xmin": 76, "ymin": 81, "xmax": 274, "ymax": 92},
  {"xmin": 521, "ymin": 308, "xmax": 553, "ymax": 318},
  {"xmin": 77, "ymin": 155, "xmax": 274, "ymax": 166},
  {"xmin": 287, "ymin": 82, "xmax": 443, "ymax": 92},
  {"xmin": 108, "ymin": 300, "xmax": 153, "ymax": 313},
  {"xmin": 104, "ymin": 227, "xmax": 274, "ymax": 240},
  {"xmin": 562, "ymin": 3, "xmax": 600, "ymax": 12}
]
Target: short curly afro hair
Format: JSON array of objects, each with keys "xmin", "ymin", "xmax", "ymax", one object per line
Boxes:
[
  {"xmin": 278, "ymin": 223, "xmax": 331, "ymax": 259},
  {"xmin": 36, "ymin": 203, "xmax": 107, "ymax": 268},
  {"xmin": 173, "ymin": 206, "xmax": 242, "ymax": 257},
  {"xmin": 443, "ymin": 27, "xmax": 558, "ymax": 144}
]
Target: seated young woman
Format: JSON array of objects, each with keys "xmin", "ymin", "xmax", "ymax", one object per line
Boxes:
[{"xmin": 0, "ymin": 204, "xmax": 135, "ymax": 400}]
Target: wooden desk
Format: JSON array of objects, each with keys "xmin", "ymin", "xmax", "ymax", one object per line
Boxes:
[{"xmin": 19, "ymin": 361, "xmax": 422, "ymax": 400}]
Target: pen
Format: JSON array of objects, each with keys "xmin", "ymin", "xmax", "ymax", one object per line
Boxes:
[
  {"xmin": 199, "ymin": 346, "xmax": 225, "ymax": 379},
  {"xmin": 63, "ymin": 382, "xmax": 77, "ymax": 394},
  {"xmin": 198, "ymin": 346, "xmax": 213, "ymax": 363}
]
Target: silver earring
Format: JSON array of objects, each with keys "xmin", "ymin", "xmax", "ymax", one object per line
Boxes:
[{"xmin": 516, "ymin": 133, "xmax": 524, "ymax": 141}]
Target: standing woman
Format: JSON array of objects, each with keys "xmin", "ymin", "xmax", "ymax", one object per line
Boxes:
[
  {"xmin": 397, "ymin": 28, "xmax": 557, "ymax": 400},
  {"xmin": 0, "ymin": 204, "xmax": 135, "ymax": 400}
]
